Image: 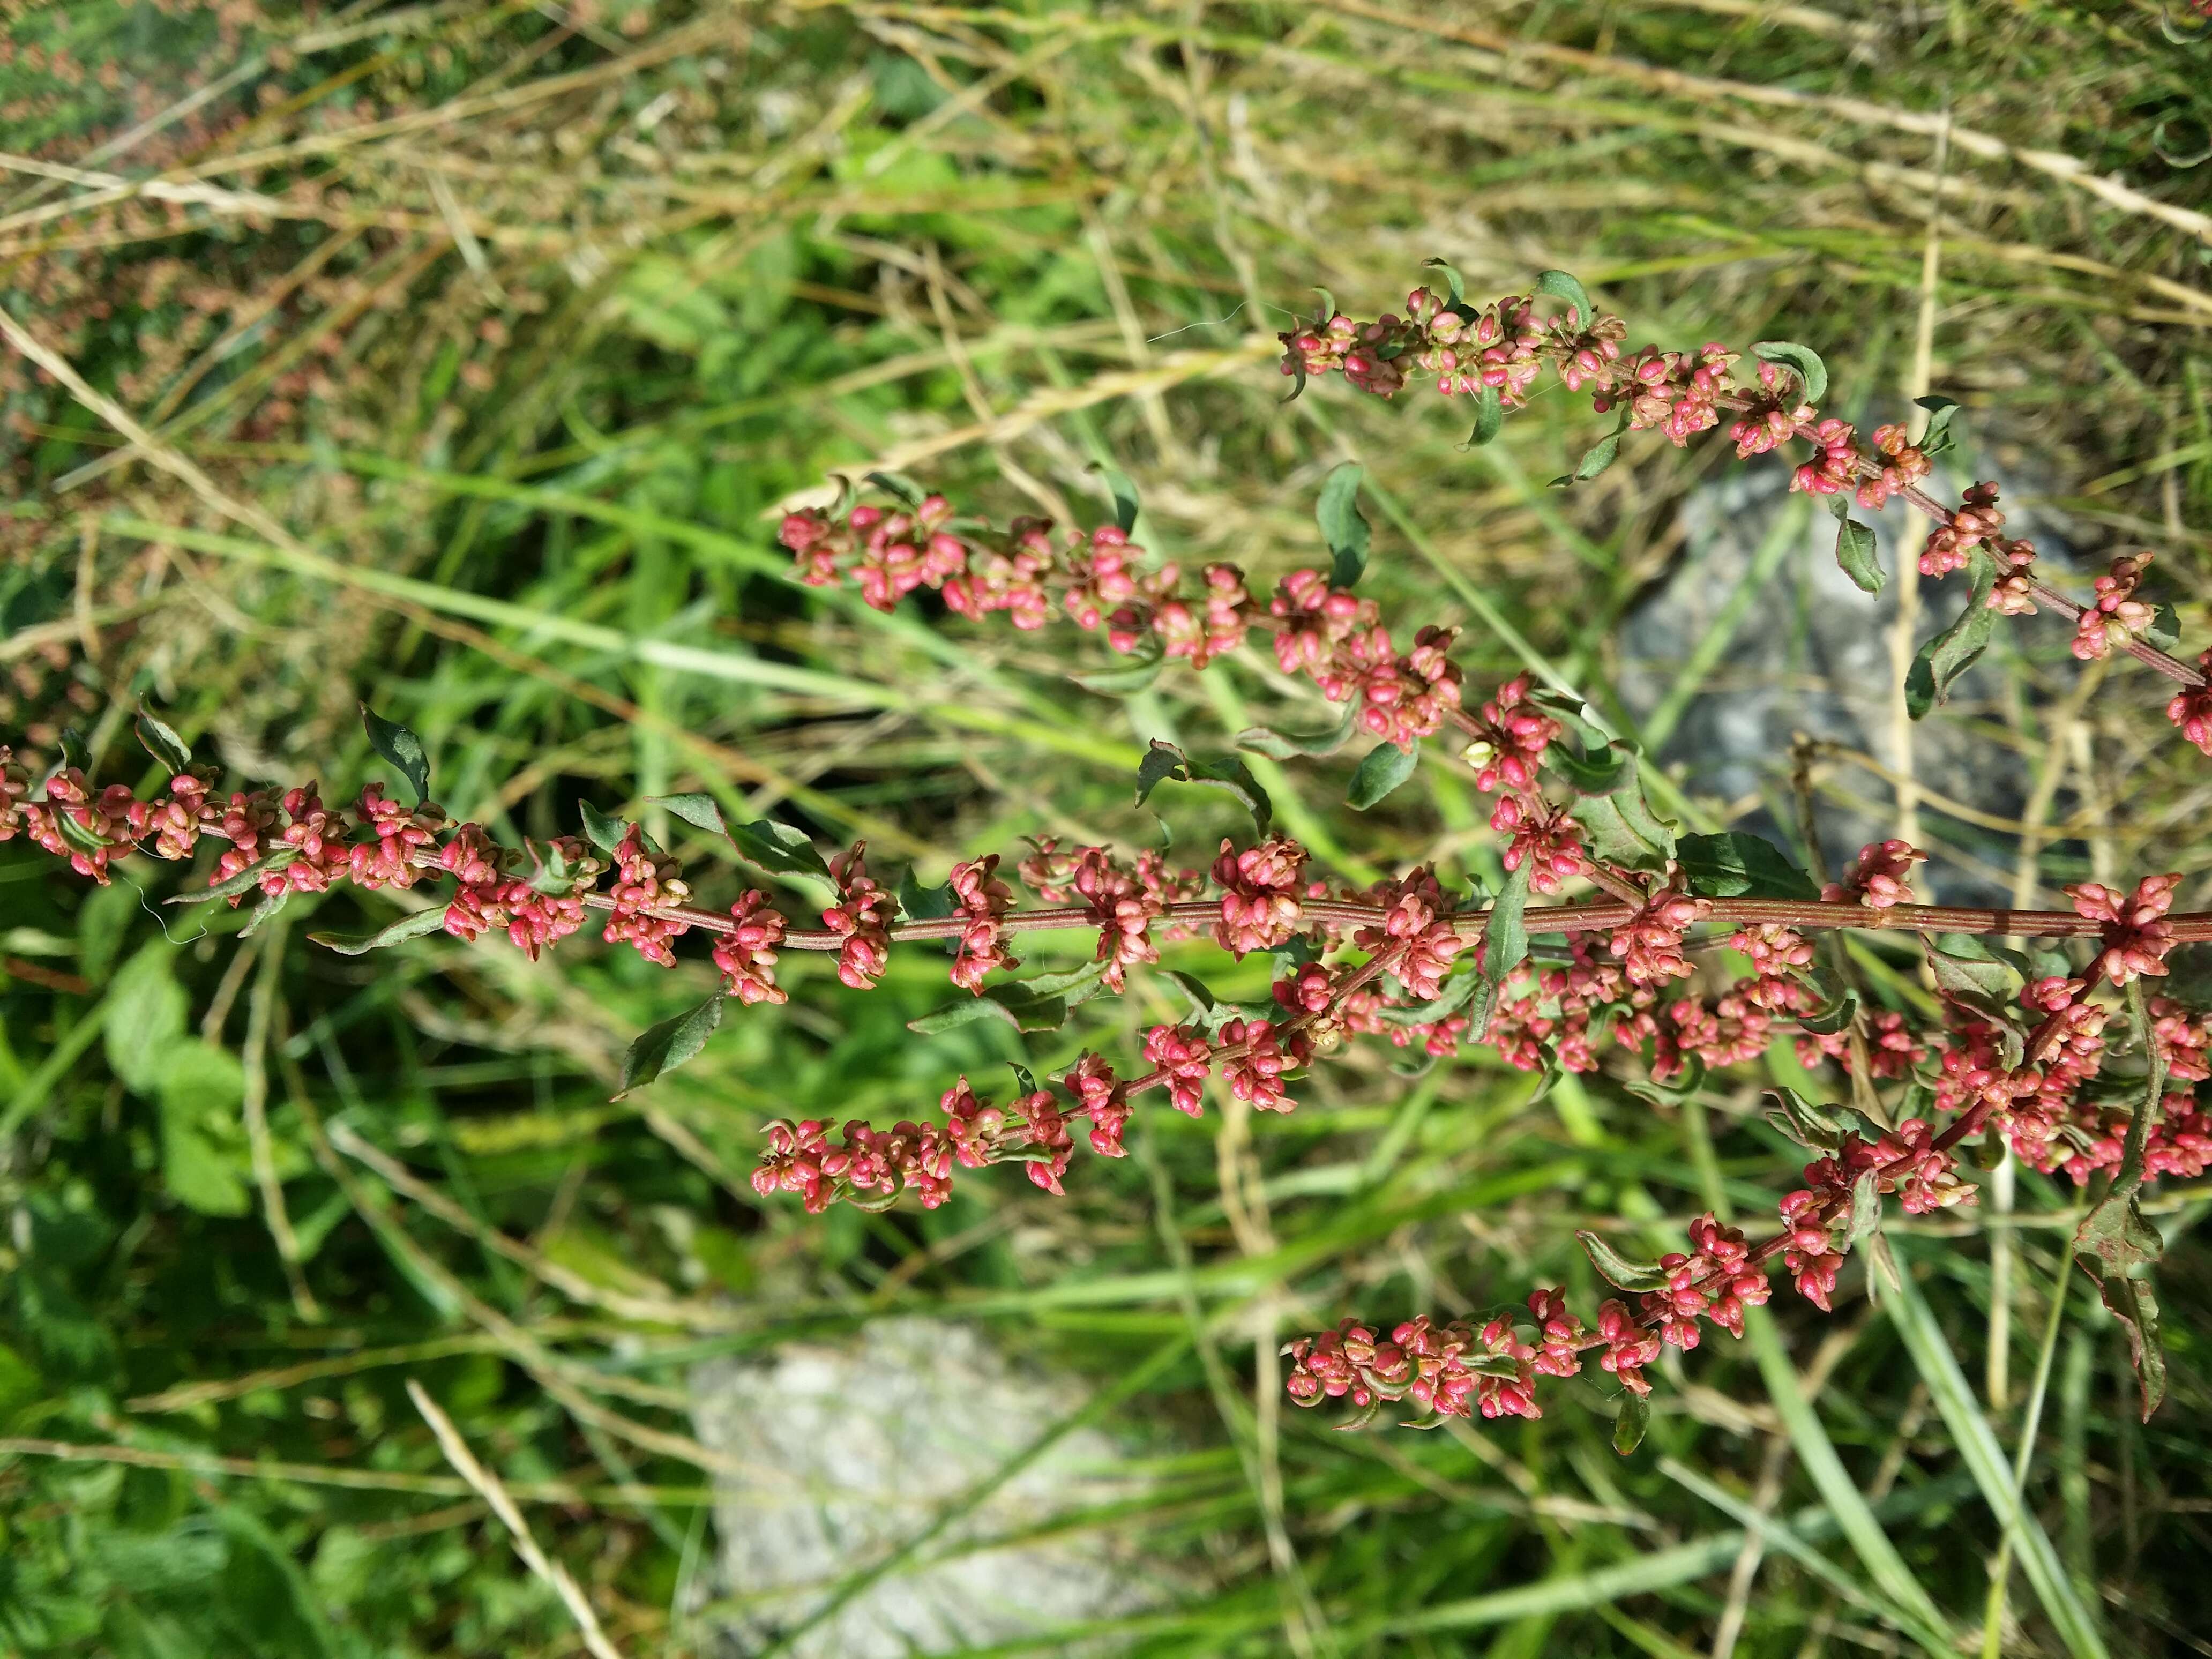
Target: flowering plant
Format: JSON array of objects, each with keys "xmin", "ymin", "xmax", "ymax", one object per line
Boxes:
[{"xmin": 8, "ymin": 263, "xmax": 2204, "ymax": 1448}]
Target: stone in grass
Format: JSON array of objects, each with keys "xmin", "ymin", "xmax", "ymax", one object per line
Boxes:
[
  {"xmin": 1615, "ymin": 452, "xmax": 2084, "ymax": 906},
  {"xmin": 689, "ymin": 1318, "xmax": 1170, "ymax": 1656}
]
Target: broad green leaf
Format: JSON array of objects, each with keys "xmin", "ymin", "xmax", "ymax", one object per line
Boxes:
[
  {"xmin": 361, "ymin": 705, "xmax": 431, "ymax": 806},
  {"xmin": 728, "ymin": 816, "xmax": 833, "ymax": 881},
  {"xmin": 1676, "ymin": 832, "xmax": 1820, "ymax": 901},
  {"xmin": 134, "ymin": 705, "xmax": 192, "ymax": 773},
  {"xmin": 579, "ymin": 800, "xmax": 628, "ymax": 855},
  {"xmin": 1088, "ymin": 460, "xmax": 1142, "ymax": 534},
  {"xmin": 1421, "ymin": 255, "xmax": 1467, "ymax": 308},
  {"xmin": 106, "ymin": 943, "xmax": 188, "ymax": 1095},
  {"xmin": 1914, "ymin": 393, "xmax": 1961, "ymax": 459},
  {"xmin": 1554, "ymin": 425, "xmax": 1625, "ymax": 487},
  {"xmin": 908, "ymin": 983, "xmax": 1068, "ymax": 1035},
  {"xmin": 1570, "ymin": 781, "xmax": 1676, "ymax": 873},
  {"xmin": 897, "ymin": 867, "xmax": 956, "ymax": 921},
  {"xmin": 616, "ymin": 995, "xmax": 726, "ymax": 1096},
  {"xmin": 1347, "ymin": 739, "xmax": 1419, "ymax": 810},
  {"xmin": 1543, "ymin": 734, "xmax": 1636, "ymax": 796},
  {"xmin": 158, "ymin": 1040, "xmax": 251, "ymax": 1216},
  {"xmin": 1765, "ymin": 1083, "xmax": 1843, "ymax": 1151},
  {"xmin": 1576, "ymin": 1229, "xmax": 1669, "ymax": 1294},
  {"xmin": 1463, "ymin": 859, "xmax": 1531, "ymax": 1042},
  {"xmin": 1827, "ymin": 497, "xmax": 1883, "ymax": 594},
  {"xmin": 1535, "ymin": 268, "xmax": 1595, "ymax": 324},
  {"xmin": 653, "ymin": 793, "xmax": 727, "ymax": 835},
  {"xmin": 1466, "ymin": 385, "xmax": 1504, "ymax": 447},
  {"xmin": 1613, "ymin": 1391, "xmax": 1650, "ymax": 1455},
  {"xmin": 1317, "ymin": 461, "xmax": 1371, "ymax": 589}
]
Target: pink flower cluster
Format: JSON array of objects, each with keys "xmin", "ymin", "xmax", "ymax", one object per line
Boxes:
[
  {"xmin": 1822, "ymin": 839, "xmax": 1924, "ymax": 909},
  {"xmin": 1282, "ymin": 1312, "xmax": 1539, "ymax": 1423},
  {"xmin": 2067, "ymin": 874, "xmax": 2181, "ymax": 986},
  {"xmin": 714, "ymin": 891, "xmax": 789, "ymax": 1005},
  {"xmin": 821, "ymin": 841, "xmax": 896, "ymax": 990},
  {"xmin": 2073, "ymin": 552, "xmax": 2157, "ymax": 662}
]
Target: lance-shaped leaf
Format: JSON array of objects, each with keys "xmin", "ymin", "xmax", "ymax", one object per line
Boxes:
[
  {"xmin": 1914, "ymin": 394, "xmax": 1962, "ymax": 459},
  {"xmin": 1239, "ymin": 699, "xmax": 1362, "ymax": 760},
  {"xmin": 134, "ymin": 705, "xmax": 192, "ymax": 773},
  {"xmin": 653, "ymin": 793, "xmax": 726, "ymax": 836},
  {"xmin": 1553, "ymin": 421, "xmax": 1627, "ymax": 488},
  {"xmin": 166, "ymin": 847, "xmax": 301, "ymax": 905},
  {"xmin": 727, "ymin": 817, "xmax": 833, "ymax": 881},
  {"xmin": 1316, "ymin": 460, "xmax": 1371, "ymax": 589},
  {"xmin": 1827, "ymin": 497, "xmax": 1884, "ymax": 595},
  {"xmin": 1088, "ymin": 460, "xmax": 1142, "ymax": 534},
  {"xmin": 1421, "ymin": 256, "xmax": 1468, "ymax": 309},
  {"xmin": 58, "ymin": 725, "xmax": 91, "ymax": 774},
  {"xmin": 1926, "ymin": 934, "xmax": 2027, "ymax": 1068},
  {"xmin": 2075, "ymin": 984, "xmax": 2171, "ymax": 1421},
  {"xmin": 1624, "ymin": 1053, "xmax": 1706, "ymax": 1105},
  {"xmin": 1347, "ymin": 739, "xmax": 1420, "ymax": 810},
  {"xmin": 1677, "ymin": 831, "xmax": 1820, "ymax": 901},
  {"xmin": 1751, "ymin": 339, "xmax": 1829, "ymax": 404},
  {"xmin": 1613, "ymin": 1390, "xmax": 1651, "ymax": 1456},
  {"xmin": 1377, "ymin": 964, "xmax": 1485, "ymax": 1028},
  {"xmin": 579, "ymin": 800, "xmax": 628, "ymax": 856},
  {"xmin": 1535, "ymin": 268, "xmax": 1595, "ymax": 325},
  {"xmin": 1847, "ymin": 1165, "xmax": 1886, "ymax": 1247},
  {"xmin": 240, "ymin": 889, "xmax": 290, "ymax": 938},
  {"xmin": 617, "ymin": 995, "xmax": 725, "ymax": 1097},
  {"xmin": 908, "ymin": 983, "xmax": 1069, "ymax": 1035},
  {"xmin": 1134, "ymin": 739, "xmax": 1272, "ymax": 834},
  {"xmin": 1904, "ymin": 549, "xmax": 1998, "ymax": 720},
  {"xmin": 1466, "ymin": 385, "xmax": 1505, "ymax": 447},
  {"xmin": 863, "ymin": 469, "xmax": 928, "ymax": 508},
  {"xmin": 1576, "ymin": 1229, "xmax": 1670, "ymax": 1295},
  {"xmin": 2144, "ymin": 602, "xmax": 2181, "ymax": 653},
  {"xmin": 1543, "ymin": 733, "xmax": 1637, "ymax": 797},
  {"xmin": 362, "ymin": 705, "xmax": 432, "ymax": 806},
  {"xmin": 1162, "ymin": 969, "xmax": 1271, "ymax": 1036},
  {"xmin": 309, "ymin": 908, "xmax": 452, "ymax": 956},
  {"xmin": 1463, "ymin": 859, "xmax": 1530, "ymax": 1043},
  {"xmin": 1014, "ymin": 959, "xmax": 1108, "ymax": 999},
  {"xmin": 1795, "ymin": 966, "xmax": 1859, "ymax": 1037}
]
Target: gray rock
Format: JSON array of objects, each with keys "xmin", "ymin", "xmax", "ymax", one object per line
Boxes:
[{"xmin": 689, "ymin": 1319, "xmax": 1169, "ymax": 1656}]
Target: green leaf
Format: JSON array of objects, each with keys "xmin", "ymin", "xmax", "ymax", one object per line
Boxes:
[
  {"xmin": 1847, "ymin": 1165, "xmax": 1885, "ymax": 1246},
  {"xmin": 1014, "ymin": 958, "xmax": 1108, "ymax": 998},
  {"xmin": 1925, "ymin": 935, "xmax": 2027, "ymax": 1068},
  {"xmin": 1317, "ymin": 461, "xmax": 1371, "ymax": 589},
  {"xmin": 1133, "ymin": 739, "xmax": 1273, "ymax": 834},
  {"xmin": 1904, "ymin": 549, "xmax": 1999, "ymax": 720},
  {"xmin": 1072, "ymin": 637, "xmax": 1165, "ymax": 695},
  {"xmin": 1465, "ymin": 859, "xmax": 1531, "ymax": 1042},
  {"xmin": 158, "ymin": 1040, "xmax": 251, "ymax": 1216},
  {"xmin": 1613, "ymin": 1390, "xmax": 1650, "ymax": 1456},
  {"xmin": 1556, "ymin": 426, "xmax": 1625, "ymax": 488},
  {"xmin": 58, "ymin": 725, "xmax": 90, "ymax": 774},
  {"xmin": 579, "ymin": 800, "xmax": 628, "ymax": 856},
  {"xmin": 1570, "ymin": 782, "xmax": 1677, "ymax": 874},
  {"xmin": 897, "ymin": 867, "xmax": 956, "ymax": 921},
  {"xmin": 727, "ymin": 817, "xmax": 833, "ymax": 881},
  {"xmin": 106, "ymin": 943, "xmax": 189, "ymax": 1095},
  {"xmin": 1576, "ymin": 1229, "xmax": 1670, "ymax": 1294},
  {"xmin": 1543, "ymin": 734, "xmax": 1636, "ymax": 796},
  {"xmin": 1347, "ymin": 739, "xmax": 1420, "ymax": 810},
  {"xmin": 165, "ymin": 847, "xmax": 301, "ymax": 905},
  {"xmin": 1914, "ymin": 394, "xmax": 1962, "ymax": 459},
  {"xmin": 908, "ymin": 983, "xmax": 1069, "ymax": 1035},
  {"xmin": 361, "ymin": 705, "xmax": 431, "ymax": 806},
  {"xmin": 1421, "ymin": 256, "xmax": 1467, "ymax": 308},
  {"xmin": 616, "ymin": 995, "xmax": 726, "ymax": 1096},
  {"xmin": 863, "ymin": 469, "xmax": 928, "ymax": 508},
  {"xmin": 1827, "ymin": 498, "xmax": 1884, "ymax": 595},
  {"xmin": 1624, "ymin": 1054, "xmax": 1706, "ymax": 1105},
  {"xmin": 1765, "ymin": 1083, "xmax": 1843, "ymax": 1151},
  {"xmin": 1239, "ymin": 699, "xmax": 1362, "ymax": 760},
  {"xmin": 240, "ymin": 888, "xmax": 290, "ymax": 938},
  {"xmin": 1535, "ymin": 268, "xmax": 1595, "ymax": 325},
  {"xmin": 1795, "ymin": 967, "xmax": 1858, "ymax": 1037},
  {"xmin": 1676, "ymin": 832, "xmax": 1820, "ymax": 901},
  {"xmin": 653, "ymin": 793, "xmax": 726, "ymax": 836},
  {"xmin": 309, "ymin": 907, "xmax": 452, "ymax": 956},
  {"xmin": 2144, "ymin": 602, "xmax": 2181, "ymax": 653},
  {"xmin": 1088, "ymin": 460, "xmax": 1142, "ymax": 534},
  {"xmin": 1751, "ymin": 339, "xmax": 1829, "ymax": 405},
  {"xmin": 134, "ymin": 704, "xmax": 192, "ymax": 773},
  {"xmin": 1466, "ymin": 385, "xmax": 1504, "ymax": 447}
]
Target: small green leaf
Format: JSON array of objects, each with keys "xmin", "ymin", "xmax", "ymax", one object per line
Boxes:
[
  {"xmin": 1088, "ymin": 460, "xmax": 1142, "ymax": 534},
  {"xmin": 309, "ymin": 908, "xmax": 452, "ymax": 956},
  {"xmin": 863, "ymin": 469, "xmax": 928, "ymax": 508},
  {"xmin": 1676, "ymin": 832, "xmax": 1820, "ymax": 901},
  {"xmin": 134, "ymin": 705, "xmax": 192, "ymax": 773},
  {"xmin": 1239, "ymin": 699, "xmax": 1362, "ymax": 760},
  {"xmin": 1751, "ymin": 339, "xmax": 1829, "ymax": 404},
  {"xmin": 1795, "ymin": 967, "xmax": 1858, "ymax": 1037},
  {"xmin": 1133, "ymin": 739, "xmax": 1272, "ymax": 834},
  {"xmin": 361, "ymin": 705, "xmax": 431, "ymax": 806},
  {"xmin": 1576, "ymin": 1229, "xmax": 1670, "ymax": 1295},
  {"xmin": 58, "ymin": 726, "xmax": 90, "ymax": 775},
  {"xmin": 1543, "ymin": 734, "xmax": 1636, "ymax": 797},
  {"xmin": 107, "ymin": 944, "xmax": 189, "ymax": 1095},
  {"xmin": 897, "ymin": 867, "xmax": 956, "ymax": 921},
  {"xmin": 1347, "ymin": 739, "xmax": 1420, "ymax": 810},
  {"xmin": 579, "ymin": 801, "xmax": 628, "ymax": 855},
  {"xmin": 1466, "ymin": 385, "xmax": 1504, "ymax": 447},
  {"xmin": 617, "ymin": 995, "xmax": 725, "ymax": 1097},
  {"xmin": 1848, "ymin": 1165, "xmax": 1885, "ymax": 1246},
  {"xmin": 239, "ymin": 890, "xmax": 290, "ymax": 938},
  {"xmin": 158, "ymin": 1040, "xmax": 252, "ymax": 1216},
  {"xmin": 727, "ymin": 817, "xmax": 832, "ymax": 881},
  {"xmin": 1613, "ymin": 1390, "xmax": 1651, "ymax": 1456},
  {"xmin": 1317, "ymin": 461, "xmax": 1371, "ymax": 589},
  {"xmin": 1421, "ymin": 256, "xmax": 1467, "ymax": 308},
  {"xmin": 1904, "ymin": 549, "xmax": 1999, "ymax": 720},
  {"xmin": 1765, "ymin": 1085, "xmax": 1842, "ymax": 1151},
  {"xmin": 2075, "ymin": 1193, "xmax": 2168, "ymax": 1421},
  {"xmin": 1827, "ymin": 498, "xmax": 1884, "ymax": 595},
  {"xmin": 2144, "ymin": 603, "xmax": 2181, "ymax": 653},
  {"xmin": 1014, "ymin": 959, "xmax": 1108, "ymax": 998},
  {"xmin": 1464, "ymin": 858, "xmax": 1531, "ymax": 1043},
  {"xmin": 1558, "ymin": 427, "xmax": 1624, "ymax": 487},
  {"xmin": 1535, "ymin": 268, "xmax": 1595, "ymax": 325},
  {"xmin": 1914, "ymin": 394, "xmax": 1962, "ymax": 459},
  {"xmin": 1624, "ymin": 1054, "xmax": 1706, "ymax": 1105},
  {"xmin": 908, "ymin": 983, "xmax": 1069, "ymax": 1035},
  {"xmin": 653, "ymin": 793, "xmax": 726, "ymax": 836}
]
